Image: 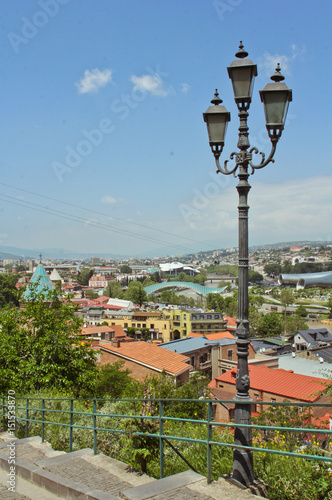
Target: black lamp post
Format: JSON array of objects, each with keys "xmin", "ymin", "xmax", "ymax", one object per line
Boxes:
[{"xmin": 203, "ymin": 42, "xmax": 292, "ymax": 486}]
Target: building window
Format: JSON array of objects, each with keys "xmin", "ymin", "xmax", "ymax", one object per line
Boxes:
[
  {"xmin": 150, "ymin": 324, "xmax": 154, "ymax": 329},
  {"xmin": 132, "ymin": 323, "xmax": 136, "ymax": 327},
  {"xmin": 143, "ymin": 324, "xmax": 146, "ymax": 328},
  {"xmin": 207, "ymin": 315, "xmax": 212, "ymax": 319},
  {"xmin": 271, "ymin": 398, "xmax": 276, "ymax": 403},
  {"xmin": 228, "ymin": 349, "xmax": 233, "ymax": 361}
]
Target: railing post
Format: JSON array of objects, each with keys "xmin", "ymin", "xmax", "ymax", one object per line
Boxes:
[
  {"xmin": 41, "ymin": 399, "xmax": 45, "ymax": 442},
  {"xmin": 25, "ymin": 398, "xmax": 29, "ymax": 438},
  {"xmin": 69, "ymin": 399, "xmax": 74, "ymax": 453},
  {"xmin": 207, "ymin": 401, "xmax": 212, "ymax": 484},
  {"xmin": 93, "ymin": 399, "xmax": 97, "ymax": 455},
  {"xmin": 159, "ymin": 401, "xmax": 164, "ymax": 479},
  {"xmin": 2, "ymin": 396, "xmax": 6, "ymax": 431}
]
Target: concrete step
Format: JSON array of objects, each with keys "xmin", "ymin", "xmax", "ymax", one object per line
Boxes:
[{"xmin": 0, "ymin": 433, "xmax": 262, "ymax": 499}]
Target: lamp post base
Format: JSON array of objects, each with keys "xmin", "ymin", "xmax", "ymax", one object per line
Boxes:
[
  {"xmin": 223, "ymin": 474, "xmax": 268, "ymax": 497},
  {"xmin": 232, "ymin": 448, "xmax": 254, "ymax": 486}
]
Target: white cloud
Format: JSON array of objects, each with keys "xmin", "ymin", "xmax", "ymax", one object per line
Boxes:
[
  {"xmin": 101, "ymin": 195, "xmax": 125, "ymax": 204},
  {"xmin": 181, "ymin": 83, "xmax": 190, "ymax": 93},
  {"xmin": 75, "ymin": 68, "xmax": 112, "ymax": 94},
  {"xmin": 130, "ymin": 74, "xmax": 169, "ymax": 96},
  {"xmin": 177, "ymin": 175, "xmax": 332, "ymax": 247},
  {"xmin": 258, "ymin": 44, "xmax": 305, "ymax": 77}
]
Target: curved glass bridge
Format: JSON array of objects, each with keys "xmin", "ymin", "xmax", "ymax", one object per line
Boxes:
[{"xmin": 144, "ymin": 281, "xmax": 228, "ymax": 296}]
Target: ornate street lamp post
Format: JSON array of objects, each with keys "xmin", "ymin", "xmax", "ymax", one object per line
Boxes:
[{"xmin": 203, "ymin": 42, "xmax": 292, "ymax": 486}]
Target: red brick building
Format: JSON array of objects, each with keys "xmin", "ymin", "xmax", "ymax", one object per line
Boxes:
[
  {"xmin": 97, "ymin": 341, "xmax": 191, "ymax": 384},
  {"xmin": 209, "ymin": 364, "xmax": 332, "ymax": 421}
]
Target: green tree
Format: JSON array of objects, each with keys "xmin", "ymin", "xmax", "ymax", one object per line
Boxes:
[
  {"xmin": 103, "ymin": 281, "xmax": 124, "ymax": 299},
  {"xmin": 256, "ymin": 312, "xmax": 283, "ymax": 337},
  {"xmin": 0, "ymin": 274, "xmax": 20, "ymax": 308},
  {"xmin": 77, "ymin": 267, "xmax": 94, "ymax": 286},
  {"xmin": 160, "ymin": 289, "xmax": 178, "ymax": 304},
  {"xmin": 280, "ymin": 288, "xmax": 295, "ymax": 330},
  {"xmin": 282, "ymin": 260, "xmax": 293, "ymax": 273},
  {"xmin": 206, "ymin": 293, "xmax": 224, "ymax": 312},
  {"xmin": 283, "ymin": 315, "xmax": 308, "ymax": 335},
  {"xmin": 120, "ymin": 264, "xmax": 132, "ymax": 274},
  {"xmin": 223, "ymin": 294, "xmax": 238, "ymax": 317},
  {"xmin": 327, "ymin": 297, "xmax": 332, "ymax": 319},
  {"xmin": 124, "ymin": 281, "xmax": 147, "ymax": 305},
  {"xmin": 193, "ymin": 273, "xmax": 207, "ymax": 284},
  {"xmin": 249, "ymin": 306, "xmax": 263, "ymax": 336},
  {"xmin": 263, "ymin": 263, "xmax": 282, "ymax": 276},
  {"xmin": 248, "ymin": 270, "xmax": 263, "ymax": 284},
  {"xmin": 94, "ymin": 361, "xmax": 135, "ymax": 398},
  {"xmin": 0, "ymin": 284, "xmax": 97, "ymax": 395},
  {"xmin": 295, "ymin": 304, "xmax": 307, "ymax": 318},
  {"xmin": 85, "ymin": 291, "xmax": 99, "ymax": 299},
  {"xmin": 142, "ymin": 277, "xmax": 156, "ymax": 287}
]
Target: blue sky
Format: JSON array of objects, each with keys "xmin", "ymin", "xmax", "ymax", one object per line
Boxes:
[{"xmin": 0, "ymin": 0, "xmax": 331, "ymax": 257}]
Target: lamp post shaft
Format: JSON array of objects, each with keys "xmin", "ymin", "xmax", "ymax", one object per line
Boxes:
[{"xmin": 232, "ymin": 110, "xmax": 254, "ymax": 485}]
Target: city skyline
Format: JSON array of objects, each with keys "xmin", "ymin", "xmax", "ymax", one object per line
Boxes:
[{"xmin": 0, "ymin": 1, "xmax": 331, "ymax": 256}]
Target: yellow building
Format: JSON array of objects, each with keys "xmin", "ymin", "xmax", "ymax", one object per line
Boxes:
[
  {"xmin": 164, "ymin": 309, "xmax": 227, "ymax": 340},
  {"xmin": 103, "ymin": 310, "xmax": 172, "ymax": 343}
]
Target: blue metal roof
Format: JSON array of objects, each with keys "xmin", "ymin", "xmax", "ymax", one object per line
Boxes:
[
  {"xmin": 160, "ymin": 336, "xmax": 235, "ymax": 354},
  {"xmin": 24, "ymin": 264, "xmax": 55, "ymax": 300},
  {"xmin": 144, "ymin": 281, "xmax": 227, "ymax": 297}
]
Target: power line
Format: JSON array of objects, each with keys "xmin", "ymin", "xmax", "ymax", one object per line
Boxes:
[
  {"xmin": 0, "ymin": 194, "xmax": 196, "ymax": 253},
  {"xmin": 0, "ymin": 182, "xmax": 212, "ymax": 249}
]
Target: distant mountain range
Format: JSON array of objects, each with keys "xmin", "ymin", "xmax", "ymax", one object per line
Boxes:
[{"xmin": 0, "ymin": 240, "xmax": 331, "ymax": 262}]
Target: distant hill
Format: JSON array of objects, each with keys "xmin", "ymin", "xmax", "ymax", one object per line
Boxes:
[{"xmin": 0, "ymin": 240, "xmax": 330, "ymax": 261}]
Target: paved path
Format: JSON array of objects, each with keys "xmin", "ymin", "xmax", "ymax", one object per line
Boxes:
[
  {"xmin": 0, "ymin": 468, "xmax": 62, "ymax": 499},
  {"xmin": 0, "ymin": 432, "xmax": 262, "ymax": 499}
]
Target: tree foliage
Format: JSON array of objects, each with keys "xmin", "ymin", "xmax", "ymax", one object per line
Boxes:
[
  {"xmin": 0, "ymin": 274, "xmax": 20, "ymax": 309},
  {"xmin": 124, "ymin": 281, "xmax": 147, "ymax": 305},
  {"xmin": 103, "ymin": 280, "xmax": 124, "ymax": 298},
  {"xmin": 256, "ymin": 312, "xmax": 283, "ymax": 337},
  {"xmin": 264, "ymin": 263, "xmax": 282, "ymax": 276},
  {"xmin": 206, "ymin": 293, "xmax": 224, "ymax": 312},
  {"xmin": 120, "ymin": 264, "xmax": 132, "ymax": 274},
  {"xmin": 0, "ymin": 284, "xmax": 96, "ymax": 396},
  {"xmin": 77, "ymin": 267, "xmax": 94, "ymax": 286},
  {"xmin": 94, "ymin": 361, "xmax": 135, "ymax": 398}
]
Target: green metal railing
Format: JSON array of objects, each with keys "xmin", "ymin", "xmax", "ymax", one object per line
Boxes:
[{"xmin": 1, "ymin": 396, "xmax": 331, "ymax": 482}]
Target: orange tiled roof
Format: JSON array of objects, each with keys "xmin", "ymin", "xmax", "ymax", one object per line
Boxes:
[
  {"xmin": 188, "ymin": 331, "xmax": 235, "ymax": 340},
  {"xmin": 213, "ymin": 364, "xmax": 331, "ymax": 402},
  {"xmin": 224, "ymin": 316, "xmax": 237, "ymax": 330},
  {"xmin": 204, "ymin": 331, "xmax": 235, "ymax": 340},
  {"xmin": 81, "ymin": 325, "xmax": 126, "ymax": 338},
  {"xmin": 100, "ymin": 341, "xmax": 190, "ymax": 376}
]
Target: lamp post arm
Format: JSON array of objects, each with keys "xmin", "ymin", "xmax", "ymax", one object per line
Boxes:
[
  {"xmin": 215, "ymin": 152, "xmax": 240, "ymax": 177},
  {"xmin": 248, "ymin": 140, "xmax": 277, "ymax": 173}
]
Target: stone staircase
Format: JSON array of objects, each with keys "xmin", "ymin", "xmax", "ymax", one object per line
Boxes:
[{"xmin": 0, "ymin": 432, "xmax": 262, "ymax": 499}]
